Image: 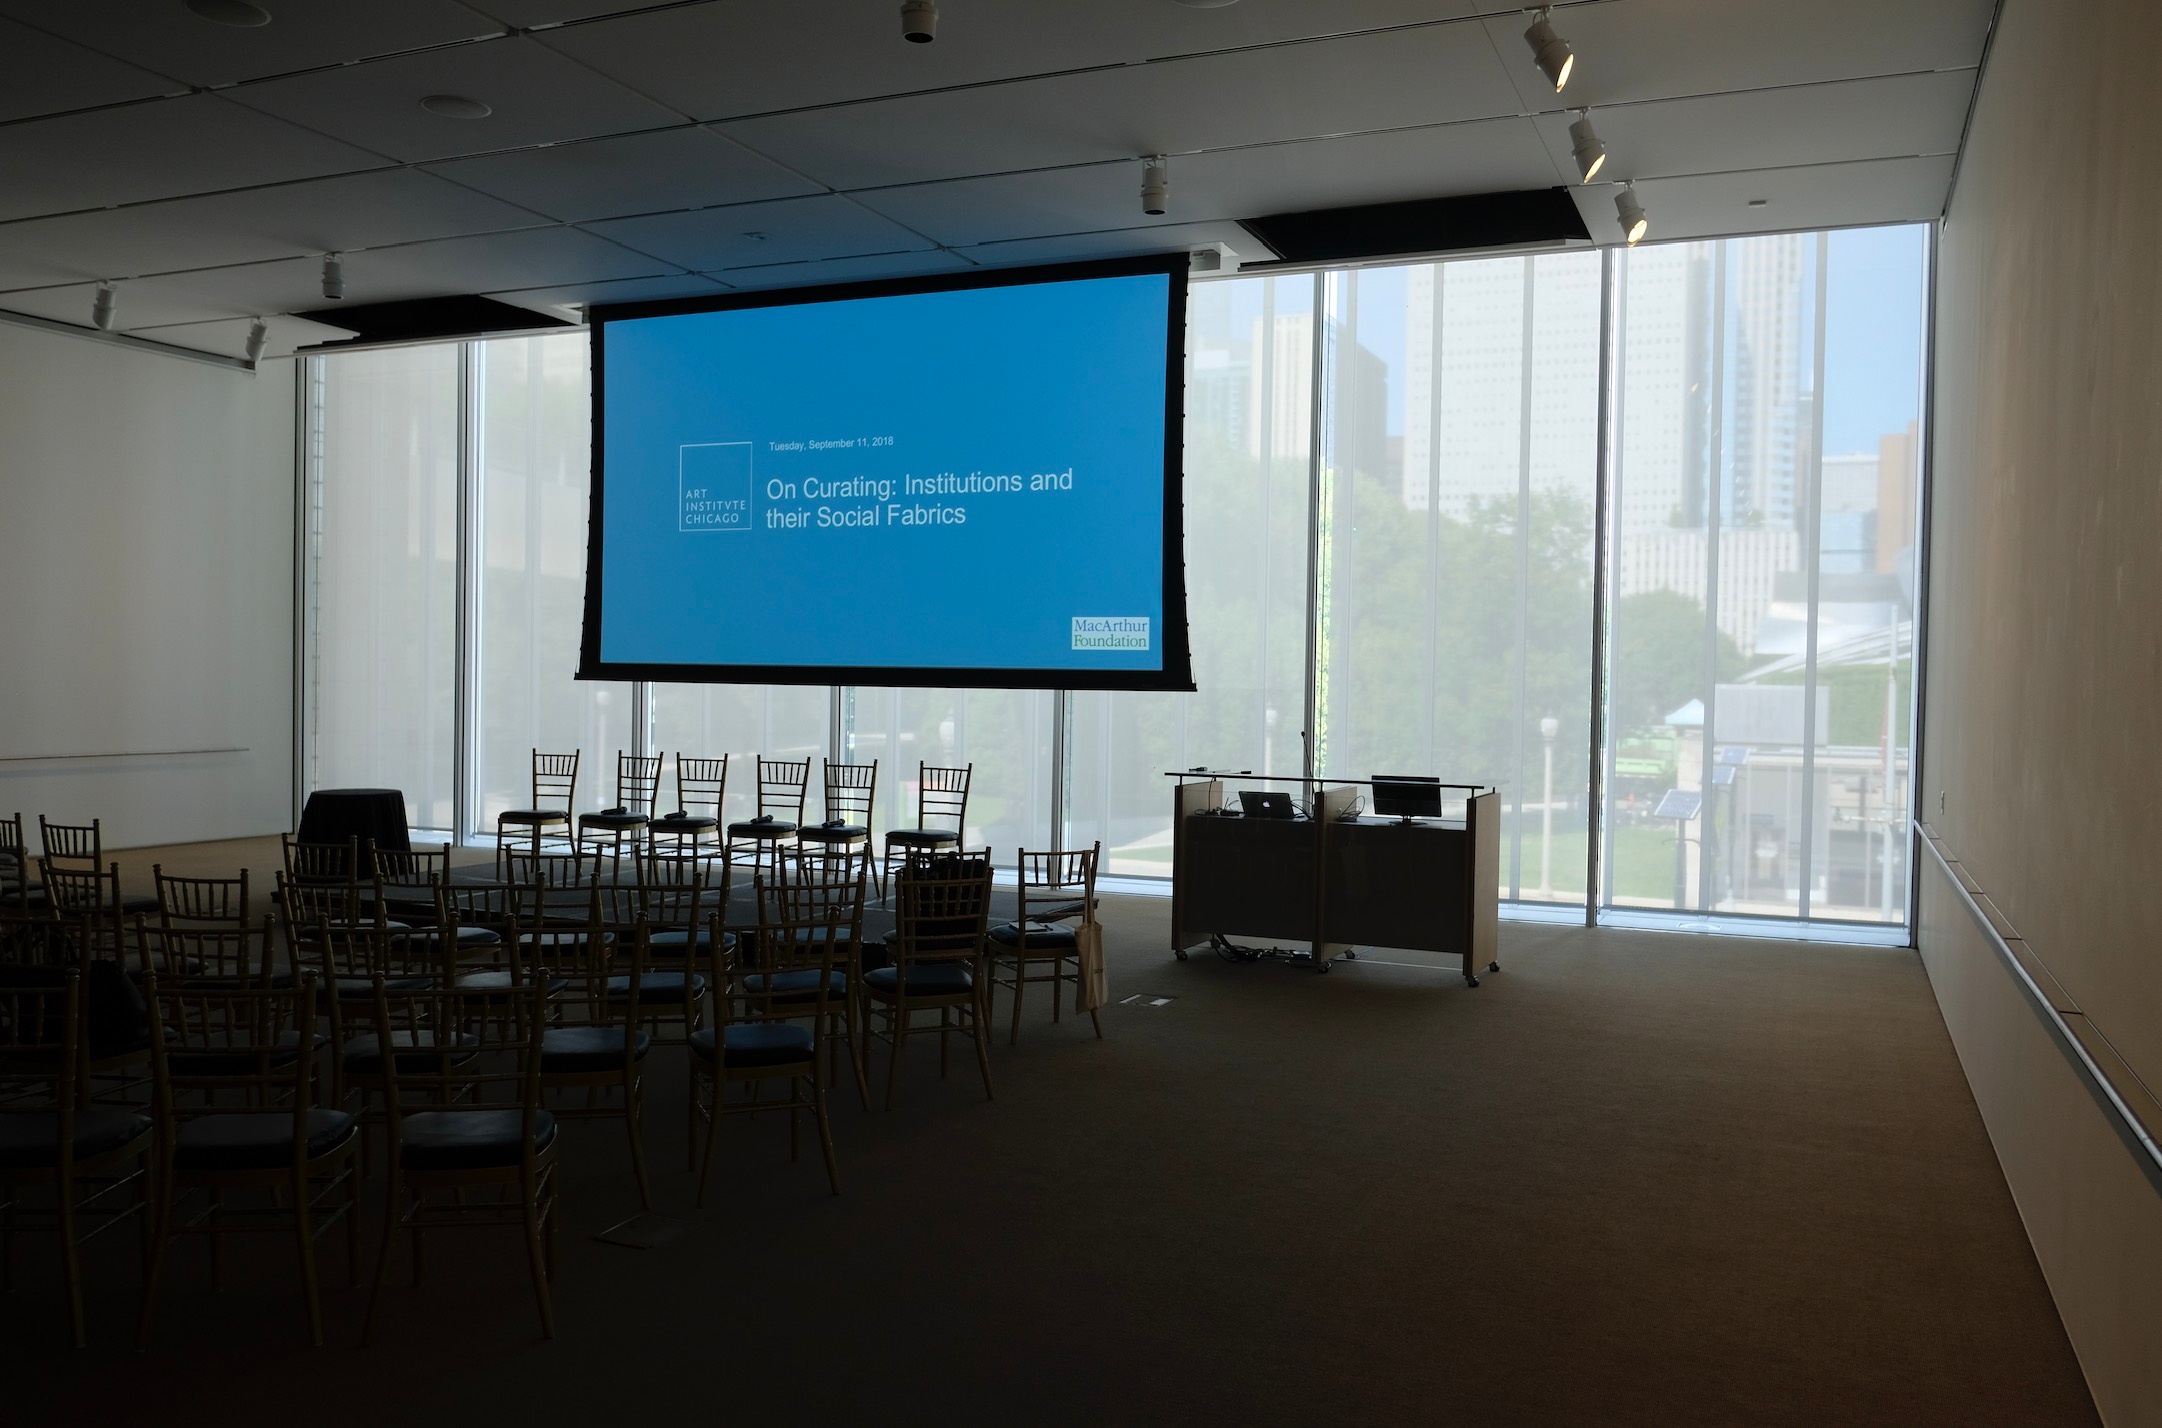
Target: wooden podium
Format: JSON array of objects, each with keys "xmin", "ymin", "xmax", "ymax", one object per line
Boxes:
[{"xmin": 1170, "ymin": 778, "xmax": 1499, "ymax": 985}]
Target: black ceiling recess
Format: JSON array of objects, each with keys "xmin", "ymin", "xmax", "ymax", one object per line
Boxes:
[
  {"xmin": 293, "ymin": 295, "xmax": 573, "ymax": 350},
  {"xmin": 1239, "ymin": 187, "xmax": 1591, "ymax": 266}
]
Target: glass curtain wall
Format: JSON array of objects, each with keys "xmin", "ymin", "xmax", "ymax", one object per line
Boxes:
[
  {"xmin": 1311, "ymin": 254, "xmax": 1601, "ymax": 906},
  {"xmin": 474, "ymin": 334, "xmax": 635, "ymax": 828},
  {"xmin": 303, "ymin": 344, "xmax": 460, "ymax": 833},
  {"xmin": 1066, "ymin": 272, "xmax": 1313, "ymax": 875},
  {"xmin": 300, "ymin": 224, "xmax": 1927, "ymax": 931},
  {"xmin": 1604, "ymin": 228, "xmax": 1924, "ymax": 922}
]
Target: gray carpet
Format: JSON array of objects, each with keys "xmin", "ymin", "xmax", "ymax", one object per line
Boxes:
[{"xmin": 1, "ymin": 887, "xmax": 2097, "ymax": 1426}]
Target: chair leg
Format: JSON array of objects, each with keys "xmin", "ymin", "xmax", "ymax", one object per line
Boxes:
[
  {"xmin": 813, "ymin": 1075, "xmax": 840, "ymax": 1196},
  {"xmin": 57, "ymin": 1167, "xmax": 84, "ymax": 1350},
  {"xmin": 345, "ymin": 1164, "xmax": 362, "ymax": 1288},
  {"xmin": 135, "ymin": 1163, "xmax": 175, "ymax": 1352},
  {"xmin": 521, "ymin": 1171, "xmax": 554, "ymax": 1340},
  {"xmin": 1008, "ymin": 955, "xmax": 1026, "ymax": 1046},
  {"xmin": 973, "ymin": 993, "xmax": 995, "ymax": 1102},
  {"xmin": 883, "ymin": 1004, "xmax": 907, "ymax": 1111},
  {"xmin": 695, "ymin": 1068, "xmax": 725, "ymax": 1208},
  {"xmin": 361, "ymin": 1177, "xmax": 402, "ymax": 1346},
  {"xmin": 208, "ymin": 1190, "xmax": 225, "ymax": 1290},
  {"xmin": 624, "ymin": 1081, "xmax": 651, "ymax": 1210},
  {"xmin": 293, "ymin": 1169, "xmax": 324, "ymax": 1348}
]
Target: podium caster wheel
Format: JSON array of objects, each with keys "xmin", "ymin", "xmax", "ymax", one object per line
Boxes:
[
  {"xmin": 1488, "ymin": 961, "xmax": 1500, "ymax": 973},
  {"xmin": 1464, "ymin": 974, "xmax": 1481, "ymax": 987},
  {"xmin": 1342, "ymin": 950, "xmax": 1359, "ymax": 960}
]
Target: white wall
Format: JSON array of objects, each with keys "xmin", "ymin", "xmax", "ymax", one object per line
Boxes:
[
  {"xmin": 1924, "ymin": 0, "xmax": 2162, "ymax": 1420},
  {"xmin": 0, "ymin": 319, "xmax": 296, "ymax": 850}
]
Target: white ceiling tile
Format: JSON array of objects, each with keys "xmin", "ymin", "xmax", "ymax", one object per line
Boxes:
[
  {"xmin": 0, "ymin": 17, "xmax": 181, "ymax": 122},
  {"xmin": 585, "ymin": 194, "xmax": 935, "ymax": 271},
  {"xmin": 0, "ymin": 94, "xmax": 381, "ymax": 222},
  {"xmin": 0, "ymin": 170, "xmax": 549, "ymax": 291},
  {"xmin": 0, "ymin": 280, "xmax": 236, "ymax": 332},
  {"xmin": 1567, "ymin": 156, "xmax": 1957, "ymax": 247},
  {"xmin": 542, "ymin": 0, "xmax": 1488, "ymax": 122},
  {"xmin": 1536, "ymin": 70, "xmax": 1974, "ymax": 186},
  {"xmin": 227, "ymin": 34, "xmax": 686, "ymax": 164},
  {"xmin": 462, "ymin": 1, "xmax": 667, "ymax": 23},
  {"xmin": 127, "ymin": 313, "xmax": 361, "ymax": 361},
  {"xmin": 487, "ymin": 272, "xmax": 731, "ymax": 319},
  {"xmin": 719, "ymin": 24, "xmax": 1524, "ymax": 191},
  {"xmin": 342, "ymin": 226, "xmax": 678, "ymax": 296},
  {"xmin": 425, "ymin": 126, "xmax": 822, "ymax": 223},
  {"xmin": 851, "ymin": 119, "xmax": 1562, "ymax": 247},
  {"xmin": 0, "ymin": 0, "xmax": 503, "ymax": 87},
  {"xmin": 1480, "ymin": 0, "xmax": 1997, "ymax": 109},
  {"xmin": 707, "ymin": 248, "xmax": 978, "ymax": 293}
]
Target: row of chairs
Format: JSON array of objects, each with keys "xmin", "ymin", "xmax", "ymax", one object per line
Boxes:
[
  {"xmin": 493, "ymin": 750, "xmax": 971, "ymax": 896},
  {"xmin": 1, "ymin": 830, "xmax": 1104, "ymax": 1348}
]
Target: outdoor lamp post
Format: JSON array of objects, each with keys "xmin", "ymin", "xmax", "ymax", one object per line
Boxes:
[{"xmin": 1539, "ymin": 715, "xmax": 1559, "ymax": 896}]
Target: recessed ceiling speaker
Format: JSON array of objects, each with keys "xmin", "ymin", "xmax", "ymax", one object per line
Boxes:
[
  {"xmin": 1615, "ymin": 185, "xmax": 1648, "ymax": 246},
  {"xmin": 420, "ymin": 94, "xmax": 492, "ymax": 119},
  {"xmin": 91, "ymin": 282, "xmax": 116, "ymax": 331},
  {"xmin": 245, "ymin": 319, "xmax": 269, "ymax": 363},
  {"xmin": 321, "ymin": 253, "xmax": 345, "ymax": 301},
  {"xmin": 1568, "ymin": 113, "xmax": 1606, "ymax": 182},
  {"xmin": 185, "ymin": 0, "xmax": 272, "ymax": 27},
  {"xmin": 901, "ymin": 0, "xmax": 937, "ymax": 43},
  {"xmin": 1141, "ymin": 156, "xmax": 1170, "ymax": 216},
  {"xmin": 1523, "ymin": 8, "xmax": 1574, "ymax": 92}
]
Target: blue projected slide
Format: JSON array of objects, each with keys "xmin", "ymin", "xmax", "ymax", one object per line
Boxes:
[{"xmin": 585, "ymin": 261, "xmax": 1187, "ymax": 688}]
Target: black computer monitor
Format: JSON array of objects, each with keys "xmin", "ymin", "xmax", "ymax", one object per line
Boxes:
[{"xmin": 1370, "ymin": 775, "xmax": 1443, "ymax": 821}]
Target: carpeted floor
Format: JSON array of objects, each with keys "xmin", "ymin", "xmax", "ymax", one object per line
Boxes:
[{"xmin": 3, "ymin": 839, "xmax": 2097, "ymax": 1425}]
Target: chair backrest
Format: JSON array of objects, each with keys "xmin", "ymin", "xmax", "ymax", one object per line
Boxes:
[
  {"xmin": 752, "ymin": 757, "xmax": 812, "ymax": 822},
  {"xmin": 913, "ymin": 763, "xmax": 972, "ymax": 835},
  {"xmin": 145, "ymin": 975, "xmax": 320, "ymax": 1113},
  {"xmin": 891, "ymin": 850, "xmax": 993, "ymax": 966},
  {"xmin": 1016, "ymin": 842, "xmax": 1099, "ymax": 925},
  {"xmin": 371, "ymin": 843, "xmax": 452, "ymax": 885},
  {"xmin": 530, "ymin": 749, "xmax": 580, "ymax": 814},
  {"xmin": 133, "ymin": 914, "xmax": 276, "ymax": 989},
  {"xmin": 675, "ymin": 755, "xmax": 728, "ymax": 822},
  {"xmin": 282, "ymin": 834, "xmax": 360, "ymax": 888},
  {"xmin": 767, "ymin": 846, "xmax": 869, "ymax": 935},
  {"xmin": 638, "ymin": 842, "xmax": 716, "ymax": 889},
  {"xmin": 37, "ymin": 860, "xmax": 122, "ymax": 921},
  {"xmin": 0, "ymin": 971, "xmax": 80, "ymax": 1108},
  {"xmin": 633, "ymin": 877, "xmax": 706, "ymax": 940},
  {"xmin": 0, "ymin": 906, "xmax": 67, "ymax": 967},
  {"xmin": 820, "ymin": 760, "xmax": 878, "ymax": 826},
  {"xmin": 505, "ymin": 847, "xmax": 603, "ymax": 890},
  {"xmin": 279, "ymin": 876, "xmax": 429, "ymax": 986},
  {"xmin": 37, "ymin": 816, "xmax": 102, "ymax": 870},
  {"xmin": 0, "ymin": 812, "xmax": 26, "ymax": 890},
  {"xmin": 435, "ymin": 881, "xmax": 521, "ymax": 937},
  {"xmin": 155, "ymin": 867, "xmax": 250, "ymax": 928},
  {"xmin": 613, "ymin": 753, "xmax": 662, "ymax": 816},
  {"xmin": 368, "ymin": 980, "xmax": 547, "ymax": 1159}
]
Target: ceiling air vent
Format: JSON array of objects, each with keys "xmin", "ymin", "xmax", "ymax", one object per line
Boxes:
[{"xmin": 1239, "ymin": 188, "xmax": 1591, "ymax": 266}]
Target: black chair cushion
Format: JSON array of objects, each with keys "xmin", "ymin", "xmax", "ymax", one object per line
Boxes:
[
  {"xmin": 174, "ymin": 1109, "xmax": 356, "ymax": 1171},
  {"xmin": 0, "ymin": 1109, "xmax": 152, "ymax": 1170},
  {"xmin": 603, "ymin": 971, "xmax": 706, "ymax": 1003},
  {"xmin": 120, "ymin": 893, "xmax": 160, "ymax": 915},
  {"xmin": 330, "ymin": 975, "xmax": 432, "ymax": 1000},
  {"xmin": 540, "ymin": 1025, "xmax": 651, "ymax": 1073},
  {"xmin": 647, "ymin": 927, "xmax": 734, "ymax": 957},
  {"xmin": 497, "ymin": 809, "xmax": 568, "ymax": 826},
  {"xmin": 862, "ymin": 963, "xmax": 972, "ymax": 996},
  {"xmin": 796, "ymin": 824, "xmax": 868, "ymax": 842},
  {"xmin": 391, "ymin": 925, "xmax": 502, "ymax": 951},
  {"xmin": 342, "ymin": 1030, "xmax": 482, "ymax": 1075},
  {"xmin": 399, "ymin": 1108, "xmax": 558, "ymax": 1172},
  {"xmin": 727, "ymin": 820, "xmax": 799, "ymax": 838},
  {"xmin": 580, "ymin": 811, "xmax": 651, "ymax": 830},
  {"xmin": 454, "ymin": 969, "xmax": 571, "ymax": 996},
  {"xmin": 989, "ymin": 920, "xmax": 1078, "ymax": 950},
  {"xmin": 742, "ymin": 969, "xmax": 847, "ymax": 1000},
  {"xmin": 885, "ymin": 828, "xmax": 959, "ymax": 846},
  {"xmin": 650, "ymin": 815, "xmax": 719, "ymax": 833},
  {"xmin": 688, "ymin": 1022, "xmax": 813, "ymax": 1069},
  {"xmin": 168, "ymin": 1030, "xmax": 326, "ymax": 1078}
]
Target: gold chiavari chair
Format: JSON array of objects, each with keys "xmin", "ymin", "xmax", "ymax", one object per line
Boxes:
[
  {"xmin": 878, "ymin": 762, "xmax": 972, "ymax": 898},
  {"xmin": 281, "ymin": 833, "xmax": 362, "ymax": 890},
  {"xmin": 0, "ymin": 971, "xmax": 154, "ymax": 1348},
  {"xmin": 647, "ymin": 754, "xmax": 728, "ymax": 865},
  {"xmin": 690, "ymin": 893, "xmax": 843, "ymax": 1204},
  {"xmin": 35, "ymin": 860, "xmax": 131, "ymax": 963},
  {"xmin": 989, "ymin": 842, "xmax": 1104, "ymax": 1043},
  {"xmin": 796, "ymin": 758, "xmax": 877, "ymax": 865},
  {"xmin": 754, "ymin": 847, "xmax": 872, "ymax": 1109},
  {"xmin": 362, "ymin": 977, "xmax": 557, "ymax": 1343},
  {"xmin": 725, "ymin": 756, "xmax": 810, "ymax": 877},
  {"xmin": 865, "ymin": 849, "xmax": 995, "ymax": 1108},
  {"xmin": 494, "ymin": 749, "xmax": 581, "ymax": 872},
  {"xmin": 137, "ymin": 974, "xmax": 361, "ymax": 1349},
  {"xmin": 2, "ymin": 811, "xmax": 45, "ymax": 914},
  {"xmin": 536, "ymin": 913, "xmax": 653, "ymax": 1211},
  {"xmin": 133, "ymin": 913, "xmax": 282, "ymax": 990},
  {"xmin": 577, "ymin": 752, "xmax": 661, "ymax": 874},
  {"xmin": 37, "ymin": 818, "xmax": 156, "ymax": 915}
]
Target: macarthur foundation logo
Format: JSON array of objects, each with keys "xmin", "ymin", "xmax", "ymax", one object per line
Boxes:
[{"xmin": 1072, "ymin": 616, "xmax": 1150, "ymax": 651}]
